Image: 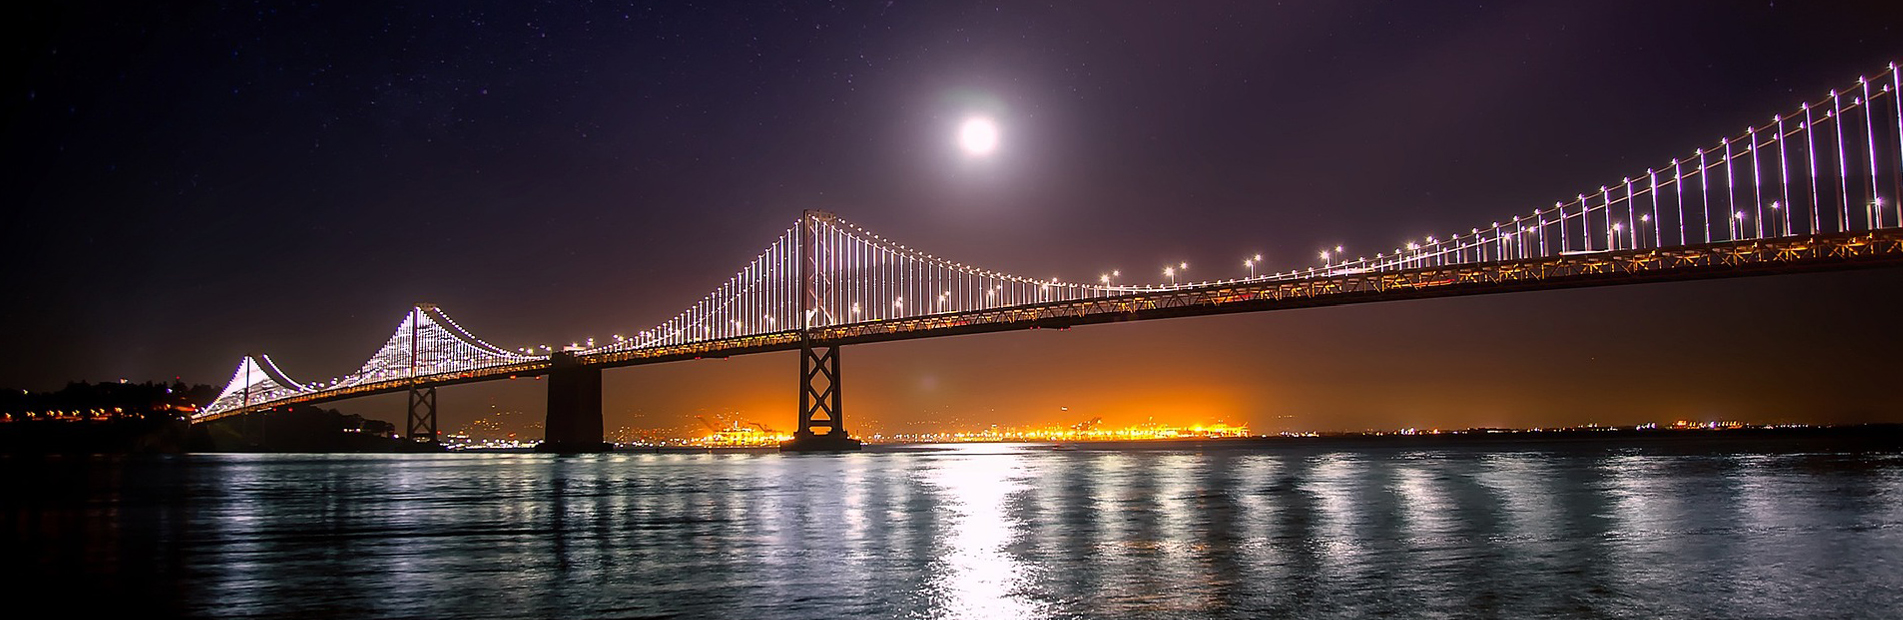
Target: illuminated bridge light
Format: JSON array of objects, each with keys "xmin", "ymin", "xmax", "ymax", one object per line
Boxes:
[{"xmin": 196, "ymin": 62, "xmax": 1903, "ymax": 422}]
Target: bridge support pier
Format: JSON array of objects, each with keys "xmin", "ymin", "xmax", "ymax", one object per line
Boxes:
[
  {"xmin": 538, "ymin": 351, "xmax": 612, "ymax": 453},
  {"xmin": 780, "ymin": 340, "xmax": 861, "ymax": 452},
  {"xmin": 406, "ymin": 385, "xmax": 438, "ymax": 444}
]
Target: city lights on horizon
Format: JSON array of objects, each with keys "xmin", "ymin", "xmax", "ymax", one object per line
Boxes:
[{"xmin": 409, "ymin": 417, "xmax": 1834, "ymax": 451}]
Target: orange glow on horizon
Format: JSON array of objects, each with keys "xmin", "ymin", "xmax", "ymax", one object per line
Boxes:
[{"xmin": 865, "ymin": 420, "xmax": 1251, "ymax": 444}]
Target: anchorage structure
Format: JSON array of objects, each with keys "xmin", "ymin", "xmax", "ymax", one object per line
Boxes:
[{"xmin": 198, "ymin": 63, "xmax": 1903, "ymax": 452}]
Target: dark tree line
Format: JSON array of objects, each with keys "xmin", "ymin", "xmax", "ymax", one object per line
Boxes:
[
  {"xmin": 0, "ymin": 380, "xmax": 217, "ymax": 420},
  {"xmin": 1, "ymin": 381, "xmax": 410, "ymax": 453},
  {"xmin": 191, "ymin": 405, "xmax": 404, "ymax": 452}
]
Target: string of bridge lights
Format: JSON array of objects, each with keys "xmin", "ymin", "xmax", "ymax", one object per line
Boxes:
[
  {"xmin": 535, "ymin": 63, "xmax": 1903, "ymax": 355},
  {"xmin": 200, "ymin": 63, "xmax": 1903, "ymax": 420}
]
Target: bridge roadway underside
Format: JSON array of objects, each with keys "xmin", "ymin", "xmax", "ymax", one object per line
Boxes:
[{"xmin": 217, "ymin": 229, "xmax": 1903, "ymax": 448}]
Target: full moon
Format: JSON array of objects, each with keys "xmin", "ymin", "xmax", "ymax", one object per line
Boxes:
[{"xmin": 958, "ymin": 117, "xmax": 999, "ymax": 156}]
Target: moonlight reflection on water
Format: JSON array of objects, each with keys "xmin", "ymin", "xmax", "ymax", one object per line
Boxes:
[{"xmin": 6, "ymin": 437, "xmax": 1902, "ymax": 618}]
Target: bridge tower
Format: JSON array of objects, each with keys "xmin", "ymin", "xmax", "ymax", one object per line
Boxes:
[
  {"xmin": 404, "ymin": 305, "xmax": 441, "ymax": 447},
  {"xmin": 405, "ymin": 385, "xmax": 438, "ymax": 444},
  {"xmin": 782, "ymin": 210, "xmax": 863, "ymax": 452},
  {"xmin": 539, "ymin": 350, "xmax": 611, "ymax": 453}
]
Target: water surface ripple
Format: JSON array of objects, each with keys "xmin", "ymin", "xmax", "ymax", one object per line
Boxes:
[{"xmin": 7, "ymin": 437, "xmax": 1901, "ymax": 618}]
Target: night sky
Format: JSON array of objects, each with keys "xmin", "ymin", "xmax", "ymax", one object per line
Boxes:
[{"xmin": 7, "ymin": 1, "xmax": 1903, "ymax": 434}]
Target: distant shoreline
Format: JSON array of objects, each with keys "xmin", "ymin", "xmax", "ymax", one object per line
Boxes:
[
  {"xmin": 11, "ymin": 423, "xmax": 1894, "ymax": 457},
  {"xmin": 423, "ymin": 424, "xmax": 1903, "ymax": 455}
]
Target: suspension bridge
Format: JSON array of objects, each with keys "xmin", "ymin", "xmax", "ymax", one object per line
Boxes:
[{"xmin": 196, "ymin": 63, "xmax": 1903, "ymax": 452}]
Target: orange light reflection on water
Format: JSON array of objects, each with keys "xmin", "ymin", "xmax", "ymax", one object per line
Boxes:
[{"xmin": 870, "ymin": 422, "xmax": 1249, "ymax": 444}]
